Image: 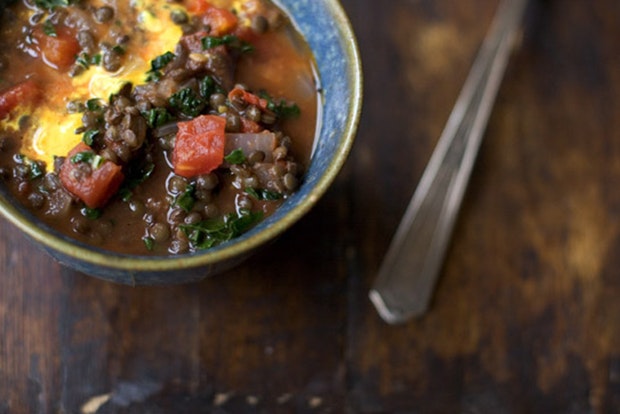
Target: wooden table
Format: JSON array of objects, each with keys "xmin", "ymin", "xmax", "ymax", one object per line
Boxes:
[{"xmin": 3, "ymin": 0, "xmax": 620, "ymax": 412}]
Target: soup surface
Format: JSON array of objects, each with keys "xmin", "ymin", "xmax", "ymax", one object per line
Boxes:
[{"xmin": 0, "ymin": 0, "xmax": 318, "ymax": 255}]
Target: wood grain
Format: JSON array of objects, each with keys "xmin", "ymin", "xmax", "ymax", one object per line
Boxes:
[{"xmin": 3, "ymin": 0, "xmax": 620, "ymax": 412}]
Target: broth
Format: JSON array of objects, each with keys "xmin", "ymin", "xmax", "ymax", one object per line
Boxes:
[{"xmin": 0, "ymin": 0, "xmax": 319, "ymax": 255}]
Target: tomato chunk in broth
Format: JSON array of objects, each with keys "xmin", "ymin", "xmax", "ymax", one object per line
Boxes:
[{"xmin": 0, "ymin": 0, "xmax": 319, "ymax": 255}]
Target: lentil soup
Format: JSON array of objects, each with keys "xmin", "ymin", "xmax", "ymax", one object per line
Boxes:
[{"xmin": 0, "ymin": 0, "xmax": 319, "ymax": 255}]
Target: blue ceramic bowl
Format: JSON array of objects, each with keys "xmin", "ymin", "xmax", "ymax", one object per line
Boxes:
[{"xmin": 0, "ymin": 0, "xmax": 362, "ymax": 284}]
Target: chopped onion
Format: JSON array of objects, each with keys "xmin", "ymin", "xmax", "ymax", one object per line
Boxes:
[
  {"xmin": 225, "ymin": 132, "xmax": 276, "ymax": 162},
  {"xmin": 153, "ymin": 122, "xmax": 179, "ymax": 138}
]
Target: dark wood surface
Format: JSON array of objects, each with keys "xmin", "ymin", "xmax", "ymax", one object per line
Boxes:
[{"xmin": 3, "ymin": 0, "xmax": 620, "ymax": 412}]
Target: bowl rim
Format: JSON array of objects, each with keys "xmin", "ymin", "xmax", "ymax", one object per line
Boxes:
[{"xmin": 0, "ymin": 0, "xmax": 363, "ymax": 273}]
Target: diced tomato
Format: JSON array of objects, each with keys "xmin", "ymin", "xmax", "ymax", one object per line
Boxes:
[
  {"xmin": 59, "ymin": 142, "xmax": 125, "ymax": 209},
  {"xmin": 228, "ymin": 87, "xmax": 269, "ymax": 111},
  {"xmin": 202, "ymin": 4, "xmax": 238, "ymax": 36},
  {"xmin": 0, "ymin": 80, "xmax": 41, "ymax": 119},
  {"xmin": 240, "ymin": 117, "xmax": 263, "ymax": 133},
  {"xmin": 172, "ymin": 115, "xmax": 227, "ymax": 178},
  {"xmin": 32, "ymin": 24, "xmax": 80, "ymax": 71},
  {"xmin": 187, "ymin": 1, "xmax": 238, "ymax": 36},
  {"xmin": 186, "ymin": 0, "xmax": 210, "ymax": 15}
]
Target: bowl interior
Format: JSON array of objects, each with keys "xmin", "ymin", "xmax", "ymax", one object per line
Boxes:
[{"xmin": 0, "ymin": 0, "xmax": 362, "ymax": 282}]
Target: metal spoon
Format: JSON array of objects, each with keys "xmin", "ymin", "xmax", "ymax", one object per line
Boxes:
[{"xmin": 370, "ymin": 0, "xmax": 529, "ymax": 324}]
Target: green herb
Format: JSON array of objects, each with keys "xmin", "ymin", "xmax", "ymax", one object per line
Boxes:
[
  {"xmin": 33, "ymin": 0, "xmax": 71, "ymax": 11},
  {"xmin": 118, "ymin": 188, "xmax": 132, "ymax": 202},
  {"xmin": 42, "ymin": 20, "xmax": 56, "ymax": 36},
  {"xmin": 76, "ymin": 52, "xmax": 102, "ymax": 69},
  {"xmin": 119, "ymin": 161, "xmax": 155, "ymax": 201},
  {"xmin": 30, "ymin": 163, "xmax": 44, "ymax": 180},
  {"xmin": 175, "ymin": 183, "xmax": 195, "ymax": 212},
  {"xmin": 271, "ymin": 100, "xmax": 300, "ymax": 118},
  {"xmin": 146, "ymin": 51, "xmax": 175, "ymax": 81},
  {"xmin": 180, "ymin": 210, "xmax": 263, "ymax": 250},
  {"xmin": 92, "ymin": 155, "xmax": 104, "ymax": 169},
  {"xmin": 201, "ymin": 35, "xmax": 228, "ymax": 49},
  {"xmin": 112, "ymin": 45, "xmax": 125, "ymax": 55},
  {"xmin": 150, "ymin": 51, "xmax": 175, "ymax": 70},
  {"xmin": 199, "ymin": 75, "xmax": 218, "ymax": 99},
  {"xmin": 82, "ymin": 129, "xmax": 99, "ymax": 146},
  {"xmin": 70, "ymin": 151, "xmax": 95, "ymax": 164},
  {"xmin": 259, "ymin": 91, "xmax": 300, "ymax": 119},
  {"xmin": 168, "ymin": 88, "xmax": 206, "ymax": 118},
  {"xmin": 86, "ymin": 98, "xmax": 103, "ymax": 111},
  {"xmin": 76, "ymin": 53, "xmax": 90, "ymax": 68},
  {"xmin": 81, "ymin": 206, "xmax": 102, "ymax": 219},
  {"xmin": 245, "ymin": 187, "xmax": 282, "ymax": 201},
  {"xmin": 201, "ymin": 34, "xmax": 253, "ymax": 54},
  {"xmin": 135, "ymin": 162, "xmax": 155, "ymax": 184},
  {"xmin": 145, "ymin": 107, "xmax": 172, "ymax": 128},
  {"xmin": 14, "ymin": 155, "xmax": 44, "ymax": 180},
  {"xmin": 143, "ymin": 236, "xmax": 155, "ymax": 251},
  {"xmin": 224, "ymin": 149, "xmax": 245, "ymax": 165},
  {"xmin": 70, "ymin": 151, "xmax": 103, "ymax": 169},
  {"xmin": 146, "ymin": 71, "xmax": 161, "ymax": 82}
]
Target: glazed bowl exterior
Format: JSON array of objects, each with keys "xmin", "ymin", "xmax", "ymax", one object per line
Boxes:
[{"xmin": 0, "ymin": 0, "xmax": 362, "ymax": 284}]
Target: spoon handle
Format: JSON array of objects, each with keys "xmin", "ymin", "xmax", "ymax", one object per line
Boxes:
[{"xmin": 370, "ymin": 0, "xmax": 529, "ymax": 324}]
